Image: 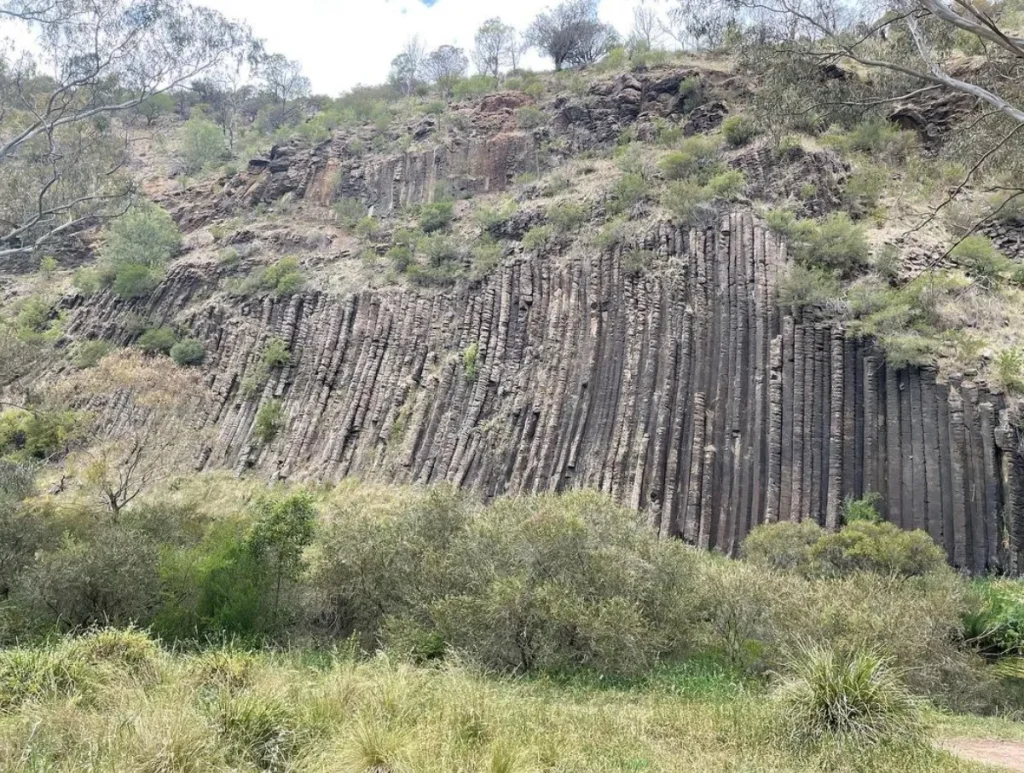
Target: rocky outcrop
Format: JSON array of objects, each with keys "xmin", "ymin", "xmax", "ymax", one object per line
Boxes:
[{"xmin": 63, "ymin": 212, "xmax": 1024, "ymax": 574}]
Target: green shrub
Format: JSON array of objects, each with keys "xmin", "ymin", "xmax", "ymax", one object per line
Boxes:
[
  {"xmin": 798, "ymin": 212, "xmax": 869, "ymax": 276},
  {"xmin": 0, "ymin": 408, "xmax": 83, "ymax": 462},
  {"xmin": 239, "ymin": 257, "xmax": 305, "ymax": 296},
  {"xmin": 522, "ymin": 225, "xmax": 554, "ymax": 252},
  {"xmin": 658, "ymin": 136, "xmax": 721, "ymax": 183},
  {"xmin": 677, "ymin": 76, "xmax": 703, "ymax": 112},
  {"xmin": 101, "ymin": 205, "xmax": 181, "ymax": 299},
  {"xmin": 704, "ymin": 169, "xmax": 746, "ymax": 199},
  {"xmin": 307, "ymin": 489, "xmax": 696, "ymax": 677},
  {"xmin": 19, "ymin": 527, "xmax": 161, "ymax": 629},
  {"xmin": 776, "ymin": 645, "xmax": 922, "ymax": 747},
  {"xmin": 334, "ymin": 197, "xmax": 365, "ymax": 227},
  {"xmin": 810, "ymin": 521, "xmax": 947, "ymax": 579},
  {"xmin": 607, "ymin": 172, "xmax": 648, "ymax": 215},
  {"xmin": 67, "ymin": 626, "xmax": 161, "ymax": 681},
  {"xmin": 721, "ymin": 114, "xmax": 757, "ymax": 147},
  {"xmin": 73, "ymin": 267, "xmax": 101, "ymax": 297},
  {"xmin": 72, "ymin": 339, "xmax": 114, "ymax": 369},
  {"xmin": 843, "ymin": 493, "xmax": 883, "ymax": 524},
  {"xmin": 516, "ymin": 106, "xmax": 546, "ymax": 129},
  {"xmin": 950, "ymin": 235, "xmax": 1010, "ymax": 281},
  {"xmin": 137, "ymin": 326, "xmax": 178, "ymax": 354},
  {"xmin": 462, "ymin": 342, "xmax": 479, "ymax": 383},
  {"xmin": 475, "ymin": 196, "xmax": 519, "ymax": 234},
  {"xmin": 742, "ymin": 520, "xmax": 824, "ymax": 574},
  {"xmin": 418, "ymin": 200, "xmax": 455, "ymax": 233},
  {"xmin": 112, "ymin": 263, "xmax": 163, "ymax": 299},
  {"xmin": 388, "ymin": 245, "xmax": 413, "ymax": 273},
  {"xmin": 470, "ymin": 239, "xmax": 503, "ymax": 276},
  {"xmin": 995, "ymin": 348, "xmax": 1024, "ymax": 394},
  {"xmin": 963, "ymin": 580, "xmax": 1024, "ymax": 657},
  {"xmin": 742, "ymin": 519, "xmax": 946, "ymax": 581},
  {"xmin": 663, "ymin": 180, "xmax": 713, "ymax": 224},
  {"xmin": 170, "ymin": 338, "xmax": 205, "ymax": 366},
  {"xmin": 180, "ymin": 116, "xmax": 227, "ymax": 174},
  {"xmin": 254, "ymin": 400, "xmax": 284, "ymax": 444},
  {"xmin": 843, "ymin": 164, "xmax": 887, "ymax": 216},
  {"xmin": 261, "ymin": 338, "xmax": 290, "ymax": 369},
  {"xmin": 548, "ymin": 200, "xmax": 587, "ymax": 233}
]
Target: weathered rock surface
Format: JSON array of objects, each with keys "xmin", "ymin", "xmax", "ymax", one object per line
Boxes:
[{"xmin": 63, "ymin": 212, "xmax": 1024, "ymax": 574}]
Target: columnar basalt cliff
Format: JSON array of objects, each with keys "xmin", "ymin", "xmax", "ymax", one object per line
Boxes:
[{"xmin": 62, "ymin": 211, "xmax": 1024, "ymax": 575}]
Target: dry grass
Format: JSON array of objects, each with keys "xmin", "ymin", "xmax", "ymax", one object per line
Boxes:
[{"xmin": 0, "ymin": 632, "xmax": 1005, "ymax": 772}]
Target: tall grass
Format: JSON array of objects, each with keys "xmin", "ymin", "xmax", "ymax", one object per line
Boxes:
[{"xmin": 0, "ymin": 631, "xmax": 980, "ymax": 773}]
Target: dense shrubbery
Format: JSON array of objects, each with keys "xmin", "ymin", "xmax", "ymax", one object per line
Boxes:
[
  {"xmin": 100, "ymin": 205, "xmax": 182, "ymax": 300},
  {"xmin": 742, "ymin": 519, "xmax": 947, "ymax": 580}
]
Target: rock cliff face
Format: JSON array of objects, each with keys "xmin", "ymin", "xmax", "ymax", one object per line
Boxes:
[{"xmin": 63, "ymin": 211, "xmax": 1024, "ymax": 575}]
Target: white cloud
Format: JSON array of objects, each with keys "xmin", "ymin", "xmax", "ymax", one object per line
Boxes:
[{"xmin": 200, "ymin": 0, "xmax": 655, "ymax": 95}]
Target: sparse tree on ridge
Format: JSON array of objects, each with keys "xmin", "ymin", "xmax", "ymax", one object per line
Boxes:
[
  {"xmin": 473, "ymin": 17, "xmax": 520, "ymax": 79},
  {"xmin": 258, "ymin": 53, "xmax": 311, "ymax": 106},
  {"xmin": 630, "ymin": 0, "xmax": 664, "ymax": 50},
  {"xmin": 0, "ymin": 0, "xmax": 253, "ymax": 264},
  {"xmin": 525, "ymin": 0, "xmax": 620, "ymax": 71},
  {"xmin": 422, "ymin": 45, "xmax": 469, "ymax": 97},
  {"xmin": 389, "ymin": 36, "xmax": 427, "ymax": 96}
]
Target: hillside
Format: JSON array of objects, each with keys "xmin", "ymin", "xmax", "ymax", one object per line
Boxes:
[{"xmin": 3, "ymin": 56, "xmax": 1023, "ymax": 574}]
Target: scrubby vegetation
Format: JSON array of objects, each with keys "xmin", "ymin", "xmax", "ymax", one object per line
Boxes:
[{"xmin": 0, "ymin": 480, "xmax": 1021, "ymax": 768}]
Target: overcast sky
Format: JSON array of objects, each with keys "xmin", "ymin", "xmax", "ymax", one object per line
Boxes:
[{"xmin": 200, "ymin": 0, "xmax": 654, "ymax": 96}]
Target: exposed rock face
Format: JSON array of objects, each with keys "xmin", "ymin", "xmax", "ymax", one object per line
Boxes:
[{"xmin": 64, "ymin": 212, "xmax": 1024, "ymax": 574}]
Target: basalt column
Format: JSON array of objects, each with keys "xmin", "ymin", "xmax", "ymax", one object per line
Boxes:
[{"xmin": 63, "ymin": 214, "xmax": 1023, "ymax": 573}]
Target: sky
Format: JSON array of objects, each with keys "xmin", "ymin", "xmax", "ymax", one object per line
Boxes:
[{"xmin": 199, "ymin": 0, "xmax": 651, "ymax": 96}]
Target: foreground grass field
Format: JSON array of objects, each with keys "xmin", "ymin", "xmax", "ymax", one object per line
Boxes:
[{"xmin": 0, "ymin": 631, "xmax": 1016, "ymax": 773}]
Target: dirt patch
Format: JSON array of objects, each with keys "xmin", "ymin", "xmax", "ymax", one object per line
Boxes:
[{"xmin": 940, "ymin": 738, "xmax": 1024, "ymax": 771}]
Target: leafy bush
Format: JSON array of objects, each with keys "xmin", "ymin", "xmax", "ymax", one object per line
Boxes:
[
  {"xmin": 776, "ymin": 646, "xmax": 921, "ymax": 747},
  {"xmin": 548, "ymin": 200, "xmax": 587, "ymax": 232},
  {"xmin": 254, "ymin": 400, "xmax": 284, "ymax": 444},
  {"xmin": 72, "ymin": 340, "xmax": 114, "ymax": 369},
  {"xmin": 677, "ymin": 76, "xmax": 703, "ymax": 112},
  {"xmin": 842, "ymin": 164, "xmax": 887, "ymax": 216},
  {"xmin": 334, "ymin": 197, "xmax": 365, "ymax": 227},
  {"xmin": 516, "ymin": 106, "xmax": 546, "ymax": 129},
  {"xmin": 607, "ymin": 172, "xmax": 648, "ymax": 215},
  {"xmin": 170, "ymin": 338, "xmax": 205, "ymax": 366},
  {"xmin": 522, "ymin": 225, "xmax": 554, "ymax": 252},
  {"xmin": 0, "ymin": 407, "xmax": 83, "ymax": 461},
  {"xmin": 843, "ymin": 493, "xmax": 883, "ymax": 524},
  {"xmin": 475, "ymin": 196, "xmax": 519, "ymax": 234},
  {"xmin": 801, "ymin": 212, "xmax": 869, "ymax": 276},
  {"xmin": 995, "ymin": 348, "xmax": 1024, "ymax": 394},
  {"xmin": 101, "ymin": 205, "xmax": 181, "ymax": 300},
  {"xmin": 418, "ymin": 200, "xmax": 455, "ymax": 233},
  {"xmin": 261, "ymin": 337, "xmax": 290, "ymax": 369},
  {"xmin": 658, "ymin": 136, "xmax": 721, "ymax": 183},
  {"xmin": 180, "ymin": 116, "xmax": 227, "ymax": 174},
  {"xmin": 663, "ymin": 180, "xmax": 714, "ymax": 224},
  {"xmin": 18, "ymin": 526, "xmax": 161, "ymax": 629},
  {"xmin": 950, "ymin": 235, "xmax": 1010, "ymax": 281},
  {"xmin": 462, "ymin": 342, "xmax": 479, "ymax": 383},
  {"xmin": 963, "ymin": 580, "xmax": 1024, "ymax": 657},
  {"xmin": 112, "ymin": 263, "xmax": 163, "ymax": 299},
  {"xmin": 73, "ymin": 267, "xmax": 101, "ymax": 297},
  {"xmin": 239, "ymin": 257, "xmax": 305, "ymax": 296},
  {"xmin": 812, "ymin": 521, "xmax": 947, "ymax": 579},
  {"xmin": 742, "ymin": 520, "xmax": 947, "ymax": 580},
  {"xmin": 704, "ymin": 169, "xmax": 745, "ymax": 198},
  {"xmin": 742, "ymin": 520, "xmax": 824, "ymax": 574},
  {"xmin": 138, "ymin": 326, "xmax": 178, "ymax": 355},
  {"xmin": 721, "ymin": 115, "xmax": 757, "ymax": 147},
  {"xmin": 307, "ymin": 489, "xmax": 695, "ymax": 677}
]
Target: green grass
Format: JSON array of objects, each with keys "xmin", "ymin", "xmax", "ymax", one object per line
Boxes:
[{"xmin": 0, "ymin": 631, "xmax": 1008, "ymax": 772}]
